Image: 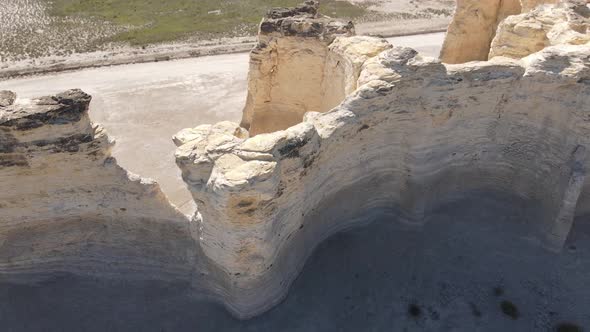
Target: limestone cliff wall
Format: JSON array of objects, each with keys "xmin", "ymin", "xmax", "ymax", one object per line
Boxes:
[
  {"xmin": 321, "ymin": 36, "xmax": 392, "ymax": 113},
  {"xmin": 176, "ymin": 43, "xmax": 590, "ymax": 317},
  {"xmin": 0, "ymin": 90, "xmax": 199, "ymax": 282},
  {"xmin": 490, "ymin": 1, "xmax": 590, "ymax": 59},
  {"xmin": 240, "ymin": 1, "xmax": 390, "ymax": 136},
  {"xmin": 439, "ymin": 0, "xmax": 523, "ymax": 63},
  {"xmin": 440, "ymin": 0, "xmax": 586, "ymax": 63},
  {"xmin": 1, "ymin": 0, "xmax": 590, "ymax": 322}
]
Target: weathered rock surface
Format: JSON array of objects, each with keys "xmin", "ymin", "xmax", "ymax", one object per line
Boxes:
[
  {"xmin": 2, "ymin": 0, "xmax": 590, "ymax": 323},
  {"xmin": 490, "ymin": 1, "xmax": 590, "ymax": 59},
  {"xmin": 240, "ymin": 1, "xmax": 393, "ymax": 136},
  {"xmin": 439, "ymin": 0, "xmax": 523, "ymax": 63},
  {"xmin": 0, "ymin": 90, "xmax": 199, "ymax": 283},
  {"xmin": 439, "ymin": 0, "xmax": 585, "ymax": 63},
  {"xmin": 176, "ymin": 42, "xmax": 590, "ymax": 317}
]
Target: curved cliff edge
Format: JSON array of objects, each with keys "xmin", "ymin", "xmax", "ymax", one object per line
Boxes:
[
  {"xmin": 174, "ymin": 0, "xmax": 590, "ymax": 318},
  {"xmin": 1, "ymin": 0, "xmax": 590, "ymax": 321},
  {"xmin": 175, "ymin": 42, "xmax": 590, "ymax": 317},
  {"xmin": 0, "ymin": 89, "xmax": 203, "ymax": 282}
]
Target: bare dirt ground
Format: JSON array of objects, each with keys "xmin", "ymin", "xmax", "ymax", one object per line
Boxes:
[{"xmin": 0, "ymin": 0, "xmax": 455, "ymax": 78}]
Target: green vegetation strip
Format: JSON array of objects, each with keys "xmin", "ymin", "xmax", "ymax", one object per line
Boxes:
[{"xmin": 45, "ymin": 0, "xmax": 367, "ymax": 45}]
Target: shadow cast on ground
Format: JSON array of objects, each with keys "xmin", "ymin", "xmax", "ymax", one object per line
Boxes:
[{"xmin": 1, "ymin": 193, "xmax": 589, "ymax": 332}]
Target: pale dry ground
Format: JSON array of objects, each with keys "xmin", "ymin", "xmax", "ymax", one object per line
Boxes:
[
  {"xmin": 0, "ymin": 33, "xmax": 445, "ymax": 215},
  {"xmin": 353, "ymin": 0, "xmax": 455, "ymax": 36}
]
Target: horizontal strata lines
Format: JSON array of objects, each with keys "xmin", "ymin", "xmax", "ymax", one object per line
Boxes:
[
  {"xmin": 0, "ymin": 90, "xmax": 195, "ymax": 292},
  {"xmin": 175, "ymin": 41, "xmax": 590, "ymax": 317},
  {"xmin": 0, "ymin": 3, "xmax": 588, "ymax": 321}
]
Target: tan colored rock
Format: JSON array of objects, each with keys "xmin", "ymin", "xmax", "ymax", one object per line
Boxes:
[
  {"xmin": 440, "ymin": 0, "xmax": 522, "ymax": 63},
  {"xmin": 240, "ymin": 1, "xmax": 352, "ymax": 135},
  {"xmin": 2, "ymin": 0, "xmax": 590, "ymax": 322},
  {"xmin": 240, "ymin": 1, "xmax": 391, "ymax": 136},
  {"xmin": 439, "ymin": 0, "xmax": 582, "ymax": 63},
  {"xmin": 0, "ymin": 89, "xmax": 196, "ymax": 282},
  {"xmin": 321, "ymin": 36, "xmax": 393, "ymax": 114},
  {"xmin": 176, "ymin": 43, "xmax": 590, "ymax": 318},
  {"xmin": 490, "ymin": 1, "xmax": 590, "ymax": 59}
]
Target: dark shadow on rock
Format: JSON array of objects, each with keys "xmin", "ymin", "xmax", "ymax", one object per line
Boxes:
[{"xmin": 1, "ymin": 192, "xmax": 589, "ymax": 331}]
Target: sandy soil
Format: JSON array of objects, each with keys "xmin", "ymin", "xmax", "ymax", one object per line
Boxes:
[
  {"xmin": 1, "ymin": 194, "xmax": 588, "ymax": 331},
  {"xmin": 0, "ymin": 33, "xmax": 445, "ymax": 215}
]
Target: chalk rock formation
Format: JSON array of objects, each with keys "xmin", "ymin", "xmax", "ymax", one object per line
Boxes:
[
  {"xmin": 439, "ymin": 0, "xmax": 583, "ymax": 63},
  {"xmin": 0, "ymin": 90, "xmax": 197, "ymax": 282},
  {"xmin": 1, "ymin": 0, "xmax": 589, "ymax": 323},
  {"xmin": 440, "ymin": 0, "xmax": 523, "ymax": 63},
  {"xmin": 490, "ymin": 1, "xmax": 590, "ymax": 59},
  {"xmin": 176, "ymin": 42, "xmax": 590, "ymax": 317},
  {"xmin": 240, "ymin": 0, "xmax": 391, "ymax": 136}
]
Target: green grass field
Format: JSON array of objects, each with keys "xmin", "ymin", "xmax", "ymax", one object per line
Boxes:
[{"xmin": 46, "ymin": 0, "xmax": 367, "ymax": 45}]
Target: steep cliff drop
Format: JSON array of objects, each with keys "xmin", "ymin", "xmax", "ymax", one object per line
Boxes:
[
  {"xmin": 240, "ymin": 1, "xmax": 391, "ymax": 135},
  {"xmin": 1, "ymin": 0, "xmax": 590, "ymax": 326},
  {"xmin": 175, "ymin": 0, "xmax": 590, "ymax": 318}
]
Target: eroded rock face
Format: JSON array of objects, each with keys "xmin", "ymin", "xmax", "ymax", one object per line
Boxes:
[
  {"xmin": 490, "ymin": 1, "xmax": 590, "ymax": 59},
  {"xmin": 176, "ymin": 43, "xmax": 590, "ymax": 317},
  {"xmin": 240, "ymin": 0, "xmax": 392, "ymax": 136},
  {"xmin": 439, "ymin": 0, "xmax": 584, "ymax": 63},
  {"xmin": 2, "ymin": 0, "xmax": 590, "ymax": 323},
  {"xmin": 439, "ymin": 0, "xmax": 523, "ymax": 63},
  {"xmin": 0, "ymin": 90, "xmax": 198, "ymax": 282},
  {"xmin": 521, "ymin": 0, "xmax": 561, "ymax": 11}
]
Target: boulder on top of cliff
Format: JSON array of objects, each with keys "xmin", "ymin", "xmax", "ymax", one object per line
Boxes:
[{"xmin": 266, "ymin": 0, "xmax": 319, "ymax": 19}]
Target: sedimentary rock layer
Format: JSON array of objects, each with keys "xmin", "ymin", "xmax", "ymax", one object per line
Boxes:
[
  {"xmin": 440, "ymin": 0, "xmax": 587, "ymax": 63},
  {"xmin": 176, "ymin": 42, "xmax": 590, "ymax": 317},
  {"xmin": 439, "ymin": 0, "xmax": 523, "ymax": 63},
  {"xmin": 0, "ymin": 90, "xmax": 199, "ymax": 282},
  {"xmin": 490, "ymin": 1, "xmax": 590, "ymax": 59},
  {"xmin": 240, "ymin": 0, "xmax": 393, "ymax": 136},
  {"xmin": 1, "ymin": 0, "xmax": 590, "ymax": 322}
]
